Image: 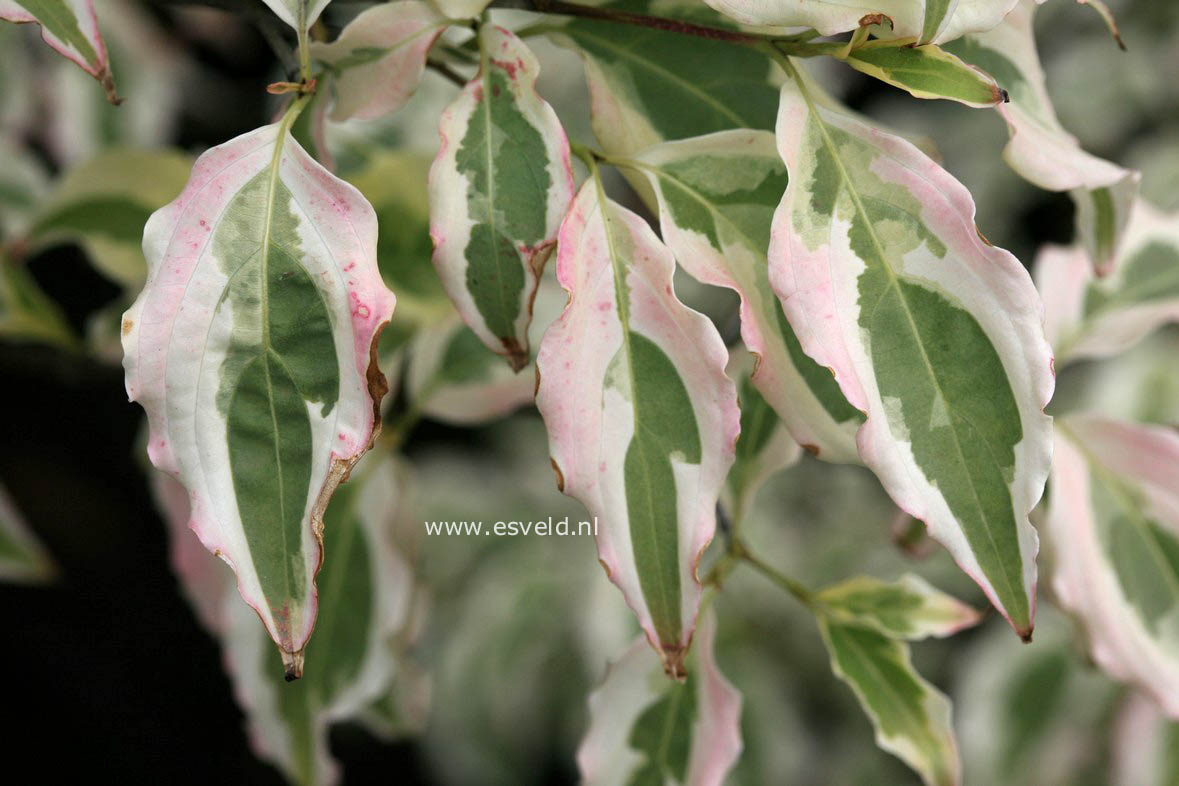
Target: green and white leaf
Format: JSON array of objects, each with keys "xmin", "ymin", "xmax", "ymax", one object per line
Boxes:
[
  {"xmin": 703, "ymin": 0, "xmax": 1021, "ymax": 44},
  {"xmin": 429, "ymin": 23, "xmax": 574, "ymax": 371},
  {"xmin": 407, "ymin": 273, "xmax": 563, "ymax": 425},
  {"xmin": 261, "ymin": 0, "xmax": 331, "ymax": 31},
  {"xmin": 629, "ymin": 129, "xmax": 862, "ymax": 463},
  {"xmin": 548, "ymin": 0, "xmax": 778, "ymax": 156},
  {"xmin": 723, "ymin": 348, "xmax": 802, "ymax": 528},
  {"xmin": 535, "ymin": 176, "xmax": 740, "ymax": 676},
  {"xmin": 0, "ymin": 0, "xmax": 118, "ymax": 102},
  {"xmin": 122, "ymin": 120, "xmax": 396, "ymax": 676},
  {"xmin": 577, "ymin": 608, "xmax": 742, "ymax": 786},
  {"xmin": 769, "ymin": 64, "xmax": 1053, "ymax": 638},
  {"xmin": 1036, "ymin": 201, "xmax": 1179, "ymax": 364},
  {"xmin": 23, "ymin": 148, "xmax": 192, "ymax": 288},
  {"xmin": 818, "ymin": 617, "xmax": 961, "ymax": 786},
  {"xmin": 816, "ymin": 574, "xmax": 981, "ymax": 640},
  {"xmin": 843, "ymin": 38, "xmax": 1007, "ymax": 108},
  {"xmin": 310, "ymin": 1, "xmax": 448, "ymax": 123},
  {"xmin": 0, "ymin": 481, "xmax": 56, "ymax": 583},
  {"xmin": 1049, "ymin": 416, "xmax": 1179, "ymax": 718},
  {"xmin": 944, "ymin": 0, "xmax": 1139, "ymax": 272}
]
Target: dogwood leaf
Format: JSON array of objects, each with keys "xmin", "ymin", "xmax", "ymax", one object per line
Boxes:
[
  {"xmin": 429, "ymin": 23, "xmax": 574, "ymax": 371},
  {"xmin": 702, "ymin": 0, "xmax": 1019, "ymax": 43},
  {"xmin": 943, "ymin": 0, "xmax": 1139, "ymax": 273},
  {"xmin": 1049, "ymin": 416, "xmax": 1179, "ymax": 718},
  {"xmin": 724, "ymin": 348, "xmax": 802, "ymax": 527},
  {"xmin": 0, "ymin": 0, "xmax": 118, "ymax": 102},
  {"xmin": 816, "ymin": 574, "xmax": 981, "ymax": 640},
  {"xmin": 310, "ymin": 1, "xmax": 448, "ymax": 123},
  {"xmin": 1036, "ymin": 201, "xmax": 1179, "ymax": 364},
  {"xmin": 626, "ymin": 130, "xmax": 861, "ymax": 462},
  {"xmin": 535, "ymin": 176, "xmax": 739, "ymax": 676},
  {"xmin": 768, "ymin": 64, "xmax": 1053, "ymax": 639},
  {"xmin": 819, "ymin": 618, "xmax": 962, "ymax": 786},
  {"xmin": 843, "ymin": 39, "xmax": 1007, "ymax": 107},
  {"xmin": 122, "ymin": 119, "xmax": 396, "ymax": 677},
  {"xmin": 577, "ymin": 609, "xmax": 742, "ymax": 786},
  {"xmin": 549, "ymin": 1, "xmax": 778, "ymax": 156}
]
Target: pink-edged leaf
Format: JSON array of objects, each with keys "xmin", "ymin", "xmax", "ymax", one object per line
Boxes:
[
  {"xmin": 577, "ymin": 608, "xmax": 742, "ymax": 786},
  {"xmin": 429, "ymin": 23, "xmax": 574, "ymax": 371},
  {"xmin": 1049, "ymin": 416, "xmax": 1179, "ymax": 718},
  {"xmin": 309, "ymin": 1, "xmax": 448, "ymax": 123},
  {"xmin": 769, "ymin": 64, "xmax": 1053, "ymax": 639},
  {"xmin": 0, "ymin": 0, "xmax": 118, "ymax": 103},
  {"xmin": 122, "ymin": 120, "xmax": 395, "ymax": 677},
  {"xmin": 1035, "ymin": 200, "xmax": 1179, "ymax": 364},
  {"xmin": 535, "ymin": 177, "xmax": 739, "ymax": 677}
]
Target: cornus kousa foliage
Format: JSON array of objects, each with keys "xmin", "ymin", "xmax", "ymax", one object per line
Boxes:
[{"xmin": 3, "ymin": 0, "xmax": 1179, "ymax": 783}]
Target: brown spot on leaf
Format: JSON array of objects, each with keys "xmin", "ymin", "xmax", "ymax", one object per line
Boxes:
[
  {"xmin": 802, "ymin": 443, "xmax": 820, "ymax": 456},
  {"xmin": 550, "ymin": 458, "xmax": 565, "ymax": 492},
  {"xmin": 858, "ymin": 12, "xmax": 892, "ymax": 29},
  {"xmin": 121, "ymin": 318, "xmax": 133, "ymax": 336}
]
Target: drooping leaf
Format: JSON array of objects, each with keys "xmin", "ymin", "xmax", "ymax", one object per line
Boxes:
[
  {"xmin": 535, "ymin": 177, "xmax": 740, "ymax": 676},
  {"xmin": 702, "ymin": 0, "xmax": 1019, "ymax": 43},
  {"xmin": 261, "ymin": 0, "xmax": 332, "ymax": 31},
  {"xmin": 23, "ymin": 149, "xmax": 193, "ymax": 288},
  {"xmin": 629, "ymin": 129, "xmax": 862, "ymax": 463},
  {"xmin": 816, "ymin": 574, "xmax": 981, "ymax": 640},
  {"xmin": 0, "ymin": 481, "xmax": 56, "ymax": 584},
  {"xmin": 1036, "ymin": 201, "xmax": 1179, "ymax": 364},
  {"xmin": 310, "ymin": 1, "xmax": 448, "ymax": 123},
  {"xmin": 768, "ymin": 64, "xmax": 1053, "ymax": 639},
  {"xmin": 429, "ymin": 23, "xmax": 574, "ymax": 371},
  {"xmin": 548, "ymin": 0, "xmax": 778, "ymax": 156},
  {"xmin": 577, "ymin": 609, "xmax": 742, "ymax": 786},
  {"xmin": 843, "ymin": 39, "xmax": 1007, "ymax": 107},
  {"xmin": 407, "ymin": 273, "xmax": 564, "ymax": 425},
  {"xmin": 943, "ymin": 0, "xmax": 1139, "ymax": 273},
  {"xmin": 122, "ymin": 119, "xmax": 396, "ymax": 677},
  {"xmin": 818, "ymin": 617, "xmax": 961, "ymax": 786},
  {"xmin": 0, "ymin": 0, "xmax": 119, "ymax": 103},
  {"xmin": 1049, "ymin": 416, "xmax": 1179, "ymax": 718},
  {"xmin": 723, "ymin": 348, "xmax": 802, "ymax": 528}
]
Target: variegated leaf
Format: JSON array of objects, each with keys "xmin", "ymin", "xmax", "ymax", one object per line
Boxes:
[
  {"xmin": 577, "ymin": 609, "xmax": 742, "ymax": 786},
  {"xmin": 816, "ymin": 574, "xmax": 981, "ymax": 640},
  {"xmin": 1049, "ymin": 416, "xmax": 1179, "ymax": 718},
  {"xmin": 724, "ymin": 348, "xmax": 802, "ymax": 527},
  {"xmin": 310, "ymin": 1, "xmax": 448, "ymax": 123},
  {"xmin": 548, "ymin": 0, "xmax": 778, "ymax": 156},
  {"xmin": 1036, "ymin": 201, "xmax": 1179, "ymax": 364},
  {"xmin": 429, "ymin": 24, "xmax": 574, "ymax": 371},
  {"xmin": 23, "ymin": 149, "xmax": 193, "ymax": 288},
  {"xmin": 221, "ymin": 453, "xmax": 413, "ymax": 785},
  {"xmin": 261, "ymin": 0, "xmax": 331, "ymax": 31},
  {"xmin": 122, "ymin": 120, "xmax": 396, "ymax": 677},
  {"xmin": 703, "ymin": 0, "xmax": 1018, "ymax": 44},
  {"xmin": 0, "ymin": 481, "xmax": 56, "ymax": 583},
  {"xmin": 629, "ymin": 130, "xmax": 862, "ymax": 463},
  {"xmin": 535, "ymin": 177, "xmax": 740, "ymax": 676},
  {"xmin": 818, "ymin": 617, "xmax": 961, "ymax": 786},
  {"xmin": 769, "ymin": 65, "xmax": 1053, "ymax": 639},
  {"xmin": 943, "ymin": 0, "xmax": 1140, "ymax": 273},
  {"xmin": 407, "ymin": 273, "xmax": 563, "ymax": 425},
  {"xmin": 843, "ymin": 39, "xmax": 1006, "ymax": 107},
  {"xmin": 0, "ymin": 0, "xmax": 118, "ymax": 103}
]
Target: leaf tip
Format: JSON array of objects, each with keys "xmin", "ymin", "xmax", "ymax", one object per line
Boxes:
[{"xmin": 281, "ymin": 649, "xmax": 305, "ymax": 681}]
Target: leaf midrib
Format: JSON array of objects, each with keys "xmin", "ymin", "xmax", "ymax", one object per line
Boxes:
[{"xmin": 789, "ymin": 62, "xmax": 1025, "ymax": 621}]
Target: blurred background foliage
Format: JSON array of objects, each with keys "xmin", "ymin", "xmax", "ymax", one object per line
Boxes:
[{"xmin": 0, "ymin": 0, "xmax": 1177, "ymax": 784}]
